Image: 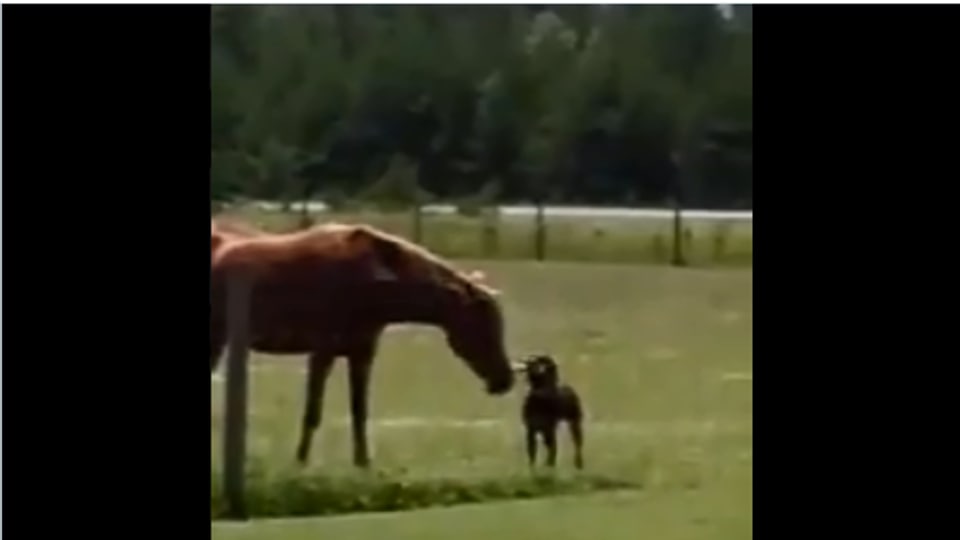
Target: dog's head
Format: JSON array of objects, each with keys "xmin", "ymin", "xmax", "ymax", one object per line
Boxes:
[{"xmin": 513, "ymin": 354, "xmax": 560, "ymax": 389}]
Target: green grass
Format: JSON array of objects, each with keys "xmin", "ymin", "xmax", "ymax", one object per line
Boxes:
[
  {"xmin": 215, "ymin": 206, "xmax": 753, "ymax": 267},
  {"xmin": 211, "ymin": 260, "xmax": 752, "ymax": 537},
  {"xmin": 212, "ymin": 488, "xmax": 749, "ymax": 540}
]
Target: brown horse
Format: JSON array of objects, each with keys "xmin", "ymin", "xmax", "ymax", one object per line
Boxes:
[{"xmin": 210, "ymin": 219, "xmax": 515, "ymax": 467}]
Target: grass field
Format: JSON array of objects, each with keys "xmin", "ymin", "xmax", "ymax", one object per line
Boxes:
[
  {"xmin": 215, "ymin": 206, "xmax": 753, "ymax": 267},
  {"xmin": 211, "ymin": 260, "xmax": 753, "ymax": 538}
]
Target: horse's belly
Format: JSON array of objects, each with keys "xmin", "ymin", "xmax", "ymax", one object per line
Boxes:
[
  {"xmin": 248, "ymin": 318, "xmax": 354, "ymax": 354},
  {"xmin": 252, "ymin": 343, "xmax": 310, "ymax": 355},
  {"xmin": 250, "ymin": 328, "xmax": 316, "ymax": 354}
]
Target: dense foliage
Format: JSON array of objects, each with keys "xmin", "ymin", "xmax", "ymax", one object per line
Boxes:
[{"xmin": 211, "ymin": 5, "xmax": 752, "ymax": 209}]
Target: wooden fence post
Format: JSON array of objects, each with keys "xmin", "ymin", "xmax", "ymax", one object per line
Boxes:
[
  {"xmin": 670, "ymin": 149, "xmax": 688, "ymax": 267},
  {"xmin": 222, "ymin": 269, "xmax": 252, "ymax": 520},
  {"xmin": 411, "ymin": 204, "xmax": 423, "ymax": 243},
  {"xmin": 534, "ymin": 201, "xmax": 546, "ymax": 261}
]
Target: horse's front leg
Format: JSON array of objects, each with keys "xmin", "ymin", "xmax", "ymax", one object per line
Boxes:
[
  {"xmin": 295, "ymin": 351, "xmax": 336, "ymax": 465},
  {"xmin": 346, "ymin": 338, "xmax": 378, "ymax": 468}
]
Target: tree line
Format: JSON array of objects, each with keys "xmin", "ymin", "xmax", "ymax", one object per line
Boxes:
[{"xmin": 211, "ymin": 5, "xmax": 752, "ymax": 210}]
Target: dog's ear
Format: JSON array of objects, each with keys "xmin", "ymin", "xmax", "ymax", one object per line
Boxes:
[
  {"xmin": 535, "ymin": 355, "xmax": 558, "ymax": 371},
  {"xmin": 541, "ymin": 358, "xmax": 559, "ymax": 381}
]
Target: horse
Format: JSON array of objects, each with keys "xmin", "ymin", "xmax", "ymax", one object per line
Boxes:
[{"xmin": 210, "ymin": 219, "xmax": 515, "ymax": 468}]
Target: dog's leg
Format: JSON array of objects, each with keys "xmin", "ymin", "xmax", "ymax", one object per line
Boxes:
[
  {"xmin": 544, "ymin": 425, "xmax": 558, "ymax": 467},
  {"xmin": 569, "ymin": 420, "xmax": 584, "ymax": 470},
  {"xmin": 525, "ymin": 426, "xmax": 538, "ymax": 468}
]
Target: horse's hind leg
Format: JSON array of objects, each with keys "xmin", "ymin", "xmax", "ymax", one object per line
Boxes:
[
  {"xmin": 210, "ymin": 318, "xmax": 226, "ymax": 375},
  {"xmin": 210, "ymin": 332, "xmax": 225, "ymax": 373},
  {"xmin": 295, "ymin": 351, "xmax": 336, "ymax": 465}
]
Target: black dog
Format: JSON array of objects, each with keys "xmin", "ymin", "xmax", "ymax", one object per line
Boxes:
[{"xmin": 515, "ymin": 354, "xmax": 584, "ymax": 469}]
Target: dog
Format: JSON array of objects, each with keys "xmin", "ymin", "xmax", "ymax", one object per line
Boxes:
[{"xmin": 514, "ymin": 354, "xmax": 584, "ymax": 469}]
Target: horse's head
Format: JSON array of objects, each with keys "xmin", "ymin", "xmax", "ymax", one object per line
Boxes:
[
  {"xmin": 441, "ymin": 273, "xmax": 514, "ymax": 395},
  {"xmin": 355, "ymin": 227, "xmax": 515, "ymax": 395}
]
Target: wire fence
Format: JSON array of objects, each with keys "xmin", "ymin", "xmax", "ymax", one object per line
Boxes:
[{"xmin": 214, "ymin": 202, "xmax": 754, "ymax": 267}]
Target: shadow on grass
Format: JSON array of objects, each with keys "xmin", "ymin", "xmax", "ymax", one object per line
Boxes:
[{"xmin": 211, "ymin": 465, "xmax": 642, "ymax": 520}]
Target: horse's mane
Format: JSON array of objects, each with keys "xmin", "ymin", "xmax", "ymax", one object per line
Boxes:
[
  {"xmin": 301, "ymin": 222, "xmax": 500, "ymax": 298},
  {"xmin": 211, "ymin": 218, "xmax": 500, "ymax": 297},
  {"xmin": 354, "ymin": 224, "xmax": 499, "ymax": 297}
]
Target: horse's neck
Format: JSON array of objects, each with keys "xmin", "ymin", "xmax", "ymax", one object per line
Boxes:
[{"xmin": 371, "ymin": 282, "xmax": 453, "ymax": 329}]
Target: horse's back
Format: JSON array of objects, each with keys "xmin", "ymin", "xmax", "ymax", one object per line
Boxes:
[
  {"xmin": 212, "ymin": 224, "xmax": 360, "ymax": 270},
  {"xmin": 210, "ymin": 223, "xmax": 382, "ymax": 316}
]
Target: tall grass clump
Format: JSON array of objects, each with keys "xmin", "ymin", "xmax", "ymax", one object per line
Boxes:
[{"xmin": 211, "ymin": 463, "xmax": 642, "ymax": 519}]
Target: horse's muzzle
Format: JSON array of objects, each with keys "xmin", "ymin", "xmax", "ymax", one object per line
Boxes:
[{"xmin": 486, "ymin": 374, "xmax": 514, "ymax": 395}]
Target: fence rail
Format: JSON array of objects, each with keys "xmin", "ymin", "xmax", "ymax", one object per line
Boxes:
[
  {"xmin": 216, "ymin": 202, "xmax": 754, "ymax": 267},
  {"xmin": 243, "ymin": 201, "xmax": 754, "ymax": 222}
]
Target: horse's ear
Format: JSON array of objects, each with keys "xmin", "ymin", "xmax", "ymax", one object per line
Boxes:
[
  {"xmin": 465, "ymin": 269, "xmax": 501, "ymax": 297},
  {"xmin": 483, "ymin": 285, "xmax": 502, "ymax": 297},
  {"xmin": 466, "ymin": 270, "xmax": 488, "ymax": 284}
]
